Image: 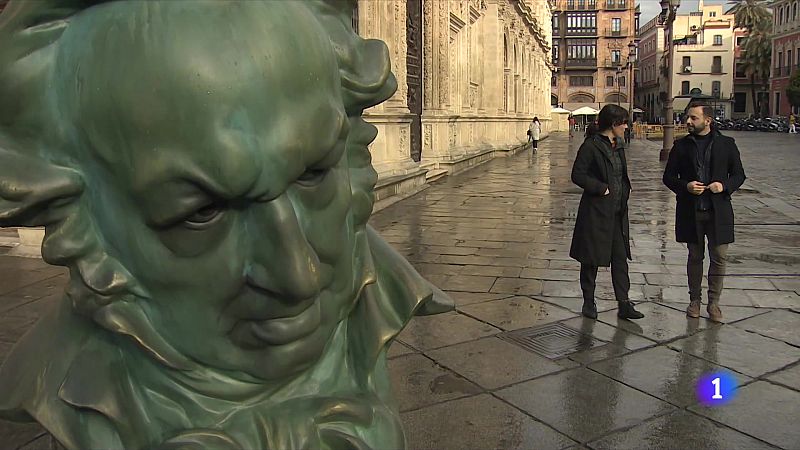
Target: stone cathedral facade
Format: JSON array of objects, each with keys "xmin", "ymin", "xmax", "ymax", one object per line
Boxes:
[{"xmin": 354, "ymin": 0, "xmax": 553, "ymax": 207}]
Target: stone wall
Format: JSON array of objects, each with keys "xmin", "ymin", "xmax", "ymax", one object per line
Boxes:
[{"xmin": 356, "ymin": 0, "xmax": 552, "ymax": 204}]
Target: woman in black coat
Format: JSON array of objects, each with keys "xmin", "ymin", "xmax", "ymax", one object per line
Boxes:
[{"xmin": 569, "ymin": 105, "xmax": 643, "ymax": 320}]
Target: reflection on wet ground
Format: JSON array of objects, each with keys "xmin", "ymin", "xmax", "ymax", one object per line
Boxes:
[
  {"xmin": 373, "ymin": 132, "xmax": 800, "ymax": 449},
  {"xmin": 0, "ymin": 133, "xmax": 798, "ymax": 448}
]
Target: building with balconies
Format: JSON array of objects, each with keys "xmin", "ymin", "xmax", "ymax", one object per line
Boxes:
[
  {"xmin": 770, "ymin": 0, "xmax": 800, "ymax": 116},
  {"xmin": 668, "ymin": 1, "xmax": 736, "ymax": 119},
  {"xmin": 550, "ymin": 0, "xmax": 639, "ymax": 111},
  {"xmin": 636, "ymin": 14, "xmax": 665, "ymax": 123}
]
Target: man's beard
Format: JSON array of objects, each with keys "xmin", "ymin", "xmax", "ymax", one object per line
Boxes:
[{"xmin": 688, "ymin": 122, "xmax": 706, "ymax": 135}]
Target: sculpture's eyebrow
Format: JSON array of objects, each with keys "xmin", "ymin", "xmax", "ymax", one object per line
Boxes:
[{"xmin": 141, "ymin": 179, "xmax": 224, "ymax": 228}]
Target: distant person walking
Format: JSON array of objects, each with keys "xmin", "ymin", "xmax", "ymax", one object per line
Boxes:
[
  {"xmin": 570, "ymin": 105, "xmax": 643, "ymax": 320},
  {"xmin": 663, "ymin": 101, "xmax": 746, "ymax": 322},
  {"xmin": 569, "ymin": 115, "xmax": 576, "ymax": 139},
  {"xmin": 790, "ymin": 113, "xmax": 797, "ymax": 134},
  {"xmin": 529, "ymin": 117, "xmax": 541, "ymax": 152}
]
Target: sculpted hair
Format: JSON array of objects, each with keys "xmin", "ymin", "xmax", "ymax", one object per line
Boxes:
[
  {"xmin": 597, "ymin": 104, "xmax": 629, "ymax": 132},
  {"xmin": 0, "ymin": 0, "xmax": 393, "ymax": 369}
]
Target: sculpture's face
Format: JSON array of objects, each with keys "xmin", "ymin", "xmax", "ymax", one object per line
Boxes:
[{"xmin": 58, "ymin": 3, "xmax": 366, "ymax": 380}]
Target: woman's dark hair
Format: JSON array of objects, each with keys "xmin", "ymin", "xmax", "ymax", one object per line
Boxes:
[
  {"xmin": 533, "ymin": 116, "xmax": 539, "ymax": 123},
  {"xmin": 597, "ymin": 104, "xmax": 628, "ymax": 132},
  {"xmin": 585, "ymin": 121, "xmax": 598, "ymax": 136}
]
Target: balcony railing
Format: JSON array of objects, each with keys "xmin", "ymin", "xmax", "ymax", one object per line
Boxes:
[
  {"xmin": 603, "ymin": 27, "xmax": 628, "ymax": 37},
  {"xmin": 775, "ymin": 66, "xmax": 792, "ymax": 77},
  {"xmin": 566, "ymin": 58, "xmax": 598, "ymax": 68},
  {"xmin": 711, "ymin": 65, "xmax": 723, "ymax": 74},
  {"xmin": 604, "ymin": 0, "xmax": 628, "ymax": 10},
  {"xmin": 564, "ymin": 1, "xmax": 599, "ymax": 10},
  {"xmin": 604, "ymin": 58, "xmax": 624, "ymax": 68}
]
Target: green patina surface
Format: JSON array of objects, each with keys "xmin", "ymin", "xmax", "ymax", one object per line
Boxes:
[{"xmin": 0, "ymin": 1, "xmax": 451, "ymax": 448}]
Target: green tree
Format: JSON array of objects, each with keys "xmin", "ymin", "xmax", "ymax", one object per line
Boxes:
[
  {"xmin": 727, "ymin": 0, "xmax": 772, "ymax": 32},
  {"xmin": 787, "ymin": 70, "xmax": 800, "ymax": 109},
  {"xmin": 740, "ymin": 29, "xmax": 772, "ymax": 117},
  {"xmin": 729, "ymin": 0, "xmax": 774, "ymax": 116}
]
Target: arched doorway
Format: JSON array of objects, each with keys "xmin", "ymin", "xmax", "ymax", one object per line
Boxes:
[{"xmin": 551, "ymin": 94, "xmax": 559, "ymax": 106}]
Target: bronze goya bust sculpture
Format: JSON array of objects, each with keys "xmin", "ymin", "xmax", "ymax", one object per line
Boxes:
[{"xmin": 0, "ymin": 1, "xmax": 452, "ymax": 448}]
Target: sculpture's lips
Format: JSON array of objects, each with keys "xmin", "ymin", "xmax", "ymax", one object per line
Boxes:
[{"xmin": 245, "ymin": 299, "xmax": 322, "ymax": 346}]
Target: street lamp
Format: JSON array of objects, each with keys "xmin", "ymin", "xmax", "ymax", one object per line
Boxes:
[
  {"xmin": 627, "ymin": 40, "xmax": 636, "ymax": 125},
  {"xmin": 660, "ymin": 0, "xmax": 680, "ymax": 161}
]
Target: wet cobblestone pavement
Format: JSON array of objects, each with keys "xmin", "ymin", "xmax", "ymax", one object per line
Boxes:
[{"xmin": 2, "ymin": 131, "xmax": 800, "ymax": 449}]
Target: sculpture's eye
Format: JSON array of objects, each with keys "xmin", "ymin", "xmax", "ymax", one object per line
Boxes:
[
  {"xmin": 295, "ymin": 167, "xmax": 329, "ymax": 187},
  {"xmin": 183, "ymin": 204, "xmax": 224, "ymax": 228}
]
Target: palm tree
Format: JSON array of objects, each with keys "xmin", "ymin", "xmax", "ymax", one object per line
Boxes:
[
  {"xmin": 729, "ymin": 0, "xmax": 774, "ymax": 116},
  {"xmin": 740, "ymin": 29, "xmax": 772, "ymax": 116},
  {"xmin": 727, "ymin": 0, "xmax": 773, "ymax": 32}
]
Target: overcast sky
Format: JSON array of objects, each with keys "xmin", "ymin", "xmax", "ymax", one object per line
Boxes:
[{"xmin": 637, "ymin": 0, "xmax": 730, "ymax": 23}]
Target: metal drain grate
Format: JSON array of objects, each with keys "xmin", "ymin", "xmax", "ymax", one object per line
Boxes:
[{"xmin": 498, "ymin": 322, "xmax": 605, "ymax": 359}]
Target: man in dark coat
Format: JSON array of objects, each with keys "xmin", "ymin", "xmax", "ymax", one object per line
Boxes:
[
  {"xmin": 570, "ymin": 105, "xmax": 644, "ymax": 320},
  {"xmin": 663, "ymin": 102, "xmax": 746, "ymax": 322}
]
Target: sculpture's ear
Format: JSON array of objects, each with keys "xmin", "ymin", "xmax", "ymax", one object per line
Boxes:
[{"xmin": 0, "ymin": 144, "xmax": 84, "ymax": 227}]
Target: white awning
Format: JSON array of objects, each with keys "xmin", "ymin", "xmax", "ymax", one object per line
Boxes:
[{"xmin": 571, "ymin": 106, "xmax": 600, "ymax": 115}]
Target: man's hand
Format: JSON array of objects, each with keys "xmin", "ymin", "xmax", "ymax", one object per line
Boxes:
[
  {"xmin": 708, "ymin": 182, "xmax": 724, "ymax": 194},
  {"xmin": 687, "ymin": 181, "xmax": 706, "ymax": 195},
  {"xmin": 604, "ymin": 188, "xmax": 610, "ymax": 195}
]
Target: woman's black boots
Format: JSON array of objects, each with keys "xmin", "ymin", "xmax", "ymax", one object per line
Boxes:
[
  {"xmin": 617, "ymin": 301, "xmax": 644, "ymax": 320},
  {"xmin": 581, "ymin": 300, "xmax": 598, "ymax": 319}
]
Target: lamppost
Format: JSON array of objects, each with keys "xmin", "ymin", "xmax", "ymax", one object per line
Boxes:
[
  {"xmin": 660, "ymin": 0, "xmax": 680, "ymax": 161},
  {"xmin": 627, "ymin": 40, "xmax": 636, "ymax": 126}
]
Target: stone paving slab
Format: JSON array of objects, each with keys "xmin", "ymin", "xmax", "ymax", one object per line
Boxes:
[
  {"xmin": 765, "ymin": 362, "xmax": 800, "ymax": 392},
  {"xmin": 459, "ymin": 296, "xmax": 577, "ymax": 331},
  {"xmin": 387, "ymin": 353, "xmax": 482, "ymax": 412},
  {"xmin": 731, "ymin": 310, "xmax": 800, "ymax": 346},
  {"xmin": 587, "ymin": 410, "xmax": 776, "ymax": 450},
  {"xmin": 688, "ymin": 381, "xmax": 800, "ymax": 449},
  {"xmin": 496, "ymin": 368, "xmax": 676, "ymax": 444},
  {"xmin": 401, "ymin": 395, "xmax": 577, "ymax": 450},
  {"xmin": 425, "ymin": 337, "xmax": 567, "ymax": 390},
  {"xmin": 667, "ymin": 326, "xmax": 800, "ymax": 378},
  {"xmin": 589, "ymin": 346, "xmax": 753, "ymax": 408},
  {"xmin": 396, "ymin": 312, "xmax": 500, "ymax": 351},
  {"xmin": 596, "ymin": 303, "xmax": 713, "ymax": 343}
]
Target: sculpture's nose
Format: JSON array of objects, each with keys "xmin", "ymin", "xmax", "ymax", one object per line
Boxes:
[{"xmin": 246, "ymin": 196, "xmax": 321, "ymax": 301}]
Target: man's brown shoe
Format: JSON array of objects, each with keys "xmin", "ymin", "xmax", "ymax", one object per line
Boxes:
[
  {"xmin": 707, "ymin": 303, "xmax": 723, "ymax": 322},
  {"xmin": 686, "ymin": 301, "xmax": 701, "ymax": 318}
]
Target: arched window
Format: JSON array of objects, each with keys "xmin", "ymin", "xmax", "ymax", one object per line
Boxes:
[
  {"xmin": 794, "ymin": 2, "xmax": 798, "ymax": 20},
  {"xmin": 779, "ymin": 7, "xmax": 784, "ymax": 25}
]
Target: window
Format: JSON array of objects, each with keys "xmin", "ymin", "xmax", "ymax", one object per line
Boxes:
[
  {"xmin": 735, "ymin": 62, "xmax": 747, "ymax": 78},
  {"xmin": 736, "ymin": 36, "xmax": 747, "ymax": 47},
  {"xmin": 712, "ymin": 56, "xmax": 722, "ymax": 73},
  {"xmin": 682, "ymin": 56, "xmax": 691, "ymax": 70},
  {"xmin": 566, "ymin": 39, "xmax": 597, "ymax": 61},
  {"xmin": 566, "ymin": 12, "xmax": 597, "ymax": 35},
  {"xmin": 709, "ymin": 11, "xmax": 716, "ymax": 18},
  {"xmin": 780, "ymin": 7, "xmax": 784, "ymax": 25},
  {"xmin": 714, "ymin": 35, "xmax": 722, "ymax": 46},
  {"xmin": 734, "ymin": 92, "xmax": 747, "ymax": 113},
  {"xmin": 790, "ymin": 50, "xmax": 794, "ymax": 70},
  {"xmin": 619, "ymin": 76, "xmax": 626, "ymax": 87},
  {"xmin": 552, "ymin": 14, "xmax": 560, "ymax": 35},
  {"xmin": 611, "ymin": 49, "xmax": 621, "ymax": 63},
  {"xmin": 569, "ymin": 75, "xmax": 594, "ymax": 86},
  {"xmin": 778, "ymin": 51, "xmax": 783, "ymax": 68},
  {"xmin": 552, "ymin": 43, "xmax": 559, "ymax": 64},
  {"xmin": 606, "ymin": 75, "xmax": 615, "ymax": 86},
  {"xmin": 552, "ymin": 75, "xmax": 558, "ymax": 86},
  {"xmin": 611, "ymin": 18, "xmax": 621, "ymax": 33},
  {"xmin": 776, "ymin": 92, "xmax": 781, "ymax": 115},
  {"xmin": 712, "ymin": 81, "xmax": 721, "ymax": 98},
  {"xmin": 682, "ymin": 81, "xmax": 690, "ymax": 95}
]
